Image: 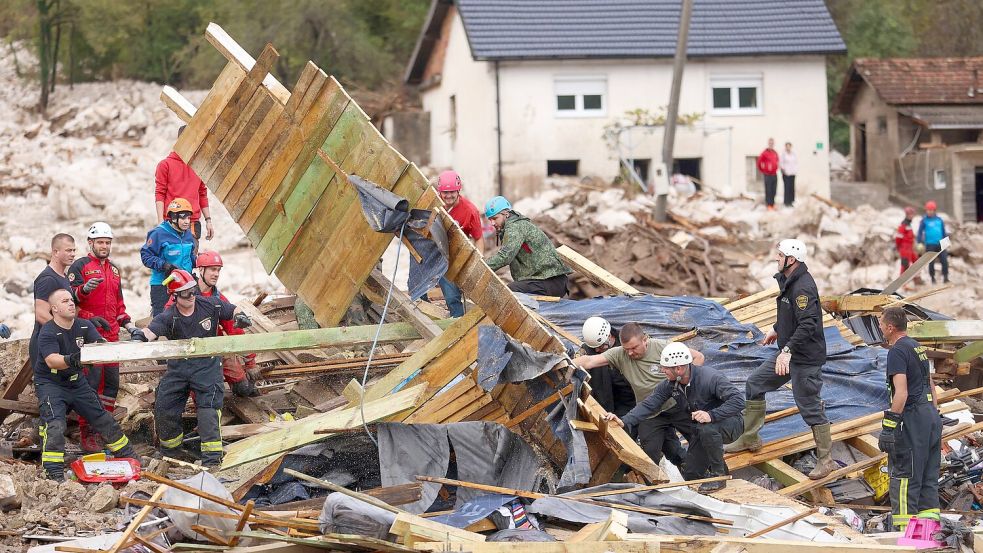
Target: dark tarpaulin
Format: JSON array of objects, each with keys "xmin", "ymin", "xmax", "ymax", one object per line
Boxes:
[
  {"xmin": 533, "ymin": 296, "xmax": 889, "ymax": 442},
  {"xmin": 430, "ymin": 493, "xmax": 517, "ymax": 529},
  {"xmin": 349, "ymin": 174, "xmax": 448, "ymax": 300},
  {"xmin": 376, "ymin": 423, "xmax": 449, "ymax": 514}
]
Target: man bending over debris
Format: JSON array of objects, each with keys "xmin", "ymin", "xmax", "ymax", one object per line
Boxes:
[
  {"xmin": 577, "ymin": 323, "xmax": 704, "ymax": 467},
  {"xmin": 878, "ymin": 306, "xmax": 941, "ymax": 530},
  {"xmin": 604, "ymin": 343, "xmax": 744, "ymax": 492},
  {"xmin": 36, "ymin": 289, "xmax": 137, "ymax": 481},
  {"xmin": 580, "ymin": 316, "xmax": 635, "ymax": 416},
  {"xmin": 131, "ymin": 269, "xmax": 252, "ymax": 467},
  {"xmin": 726, "ymin": 239, "xmax": 836, "ymax": 479},
  {"xmin": 483, "ymin": 195, "xmax": 571, "ymax": 297}
]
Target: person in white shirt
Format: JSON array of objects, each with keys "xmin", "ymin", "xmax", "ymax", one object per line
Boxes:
[{"xmin": 780, "ymin": 142, "xmax": 798, "ymax": 207}]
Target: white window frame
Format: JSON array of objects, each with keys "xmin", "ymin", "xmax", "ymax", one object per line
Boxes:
[
  {"xmin": 554, "ymin": 76, "xmax": 607, "ymax": 118},
  {"xmin": 709, "ymin": 75, "xmax": 763, "ymax": 116}
]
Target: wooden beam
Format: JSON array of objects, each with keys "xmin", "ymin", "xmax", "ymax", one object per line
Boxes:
[
  {"xmin": 220, "ymin": 384, "xmax": 426, "ymax": 469},
  {"xmin": 626, "ymin": 535, "xmax": 908, "ymax": 553},
  {"xmin": 390, "ymin": 512, "xmax": 486, "ymax": 543},
  {"xmin": 845, "ymin": 435, "xmax": 881, "ymax": 458},
  {"xmin": 236, "ymin": 301, "xmax": 302, "ymax": 365},
  {"xmin": 955, "ymin": 341, "xmax": 983, "ymax": 364},
  {"xmin": 417, "ymin": 544, "xmax": 660, "ymax": 553},
  {"xmin": 504, "ymin": 384, "xmax": 572, "ymax": 428},
  {"xmin": 908, "ymin": 320, "xmax": 983, "ymax": 342},
  {"xmin": 364, "ymin": 269, "xmax": 443, "ymax": 340},
  {"xmin": 745, "ymin": 508, "xmax": 820, "ymax": 538},
  {"xmin": 568, "ymin": 510, "xmax": 629, "ymax": 542},
  {"xmin": 755, "ymin": 459, "xmax": 833, "ymax": 504},
  {"xmin": 107, "ymin": 484, "xmax": 167, "ymax": 553},
  {"xmin": 570, "ymin": 420, "xmax": 599, "ymax": 432},
  {"xmin": 556, "ymin": 245, "xmax": 641, "ymax": 296},
  {"xmin": 204, "ymin": 23, "xmax": 290, "ymax": 104},
  {"xmin": 0, "ymin": 398, "xmax": 39, "ymax": 417},
  {"xmin": 571, "ymin": 476, "xmax": 731, "ymax": 499},
  {"xmin": 81, "ymin": 319, "xmax": 456, "ymax": 364},
  {"xmin": 820, "ymin": 294, "xmax": 891, "ymax": 314},
  {"xmin": 160, "ymin": 86, "xmax": 197, "ymax": 123}
]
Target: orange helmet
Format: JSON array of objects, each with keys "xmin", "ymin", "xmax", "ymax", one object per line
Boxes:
[
  {"xmin": 166, "ymin": 198, "xmax": 193, "ymax": 216},
  {"xmin": 197, "ymin": 250, "xmax": 223, "ymax": 268},
  {"xmin": 163, "ymin": 269, "xmax": 197, "ymax": 294}
]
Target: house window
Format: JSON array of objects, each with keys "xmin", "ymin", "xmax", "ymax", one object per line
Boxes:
[
  {"xmin": 547, "ymin": 160, "xmax": 579, "ymax": 176},
  {"xmin": 877, "ymin": 116, "xmax": 887, "ymax": 134},
  {"xmin": 710, "ymin": 76, "xmax": 763, "ymax": 115},
  {"xmin": 554, "ymin": 77, "xmax": 606, "ymax": 117}
]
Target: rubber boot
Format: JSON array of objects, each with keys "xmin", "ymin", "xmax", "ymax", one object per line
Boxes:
[
  {"xmin": 724, "ymin": 399, "xmax": 765, "ymax": 453},
  {"xmin": 808, "ymin": 423, "xmax": 838, "ymax": 479}
]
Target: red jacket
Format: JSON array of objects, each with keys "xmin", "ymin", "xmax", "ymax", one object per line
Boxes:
[
  {"xmin": 448, "ymin": 196, "xmax": 483, "ymax": 241},
  {"xmin": 155, "ymin": 152, "xmax": 209, "ymax": 221},
  {"xmin": 757, "ymin": 148, "xmax": 779, "ymax": 176},
  {"xmin": 895, "ymin": 220, "xmax": 915, "ymax": 255},
  {"xmin": 68, "ymin": 254, "xmax": 131, "ymax": 341}
]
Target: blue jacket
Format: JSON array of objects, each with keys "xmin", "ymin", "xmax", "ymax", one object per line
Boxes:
[
  {"xmin": 140, "ymin": 222, "xmax": 195, "ymax": 285},
  {"xmin": 917, "ymin": 215, "xmax": 947, "ymax": 246}
]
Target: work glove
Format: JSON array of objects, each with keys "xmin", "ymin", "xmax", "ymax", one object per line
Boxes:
[
  {"xmin": 81, "ymin": 277, "xmax": 104, "ymax": 294},
  {"xmin": 233, "ymin": 312, "xmax": 252, "ymax": 329},
  {"xmin": 129, "ymin": 328, "xmax": 149, "ymax": 342},
  {"xmin": 63, "ymin": 352, "xmax": 83, "ymax": 371},
  {"xmin": 89, "ymin": 316, "xmax": 111, "ymax": 332},
  {"xmin": 161, "ymin": 262, "xmax": 178, "ymax": 276},
  {"xmin": 878, "ymin": 410, "xmax": 902, "ymax": 455},
  {"xmin": 0, "ymin": 324, "xmax": 9, "ymax": 339}
]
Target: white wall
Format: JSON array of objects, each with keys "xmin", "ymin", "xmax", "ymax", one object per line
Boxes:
[{"xmin": 422, "ymin": 11, "xmax": 832, "ymax": 205}]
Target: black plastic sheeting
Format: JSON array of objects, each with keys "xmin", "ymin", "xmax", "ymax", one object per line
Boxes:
[{"xmin": 534, "ymin": 296, "xmax": 889, "ymax": 442}]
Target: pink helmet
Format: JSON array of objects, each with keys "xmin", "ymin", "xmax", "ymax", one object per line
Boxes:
[{"xmin": 437, "ymin": 170, "xmax": 462, "ymax": 192}]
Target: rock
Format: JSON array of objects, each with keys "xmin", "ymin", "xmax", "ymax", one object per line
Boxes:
[
  {"xmin": 0, "ymin": 474, "xmax": 18, "ymax": 511},
  {"xmin": 84, "ymin": 484, "xmax": 119, "ymax": 513}
]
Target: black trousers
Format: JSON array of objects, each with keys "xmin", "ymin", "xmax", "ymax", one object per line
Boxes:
[
  {"xmin": 889, "ymin": 402, "xmax": 942, "ymax": 528},
  {"xmin": 508, "ymin": 274, "xmax": 568, "ymax": 297},
  {"xmin": 156, "ymin": 359, "xmax": 225, "ymax": 465},
  {"xmin": 925, "ymin": 244, "xmax": 949, "ymax": 281},
  {"xmin": 763, "ymin": 175, "xmax": 778, "ymax": 206},
  {"xmin": 646, "ymin": 408, "xmax": 743, "ymax": 480},
  {"xmin": 636, "ymin": 415, "xmax": 687, "ymax": 466},
  {"xmin": 746, "ymin": 354, "xmax": 828, "ymax": 426},
  {"xmin": 588, "ymin": 366, "xmax": 636, "ymax": 416},
  {"xmin": 782, "ymin": 174, "xmax": 796, "ymax": 206}
]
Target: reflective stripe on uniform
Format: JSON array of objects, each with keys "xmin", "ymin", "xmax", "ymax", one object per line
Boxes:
[
  {"xmin": 894, "ymin": 477, "xmax": 910, "ymax": 527},
  {"xmin": 916, "ymin": 508, "xmax": 941, "ymax": 520},
  {"xmin": 883, "ymin": 418, "xmax": 898, "ymax": 428},
  {"xmin": 201, "ymin": 441, "xmax": 224, "ymax": 452},
  {"xmin": 160, "ymin": 433, "xmax": 184, "ymax": 449},
  {"xmin": 106, "ymin": 434, "xmax": 129, "ymax": 452},
  {"xmin": 42, "ymin": 452, "xmax": 64, "ymax": 462}
]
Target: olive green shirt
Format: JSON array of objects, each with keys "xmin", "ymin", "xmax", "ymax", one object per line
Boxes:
[{"xmin": 602, "ymin": 338, "xmax": 670, "ymax": 403}]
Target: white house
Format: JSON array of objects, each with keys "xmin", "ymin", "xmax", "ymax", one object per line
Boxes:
[{"xmin": 404, "ymin": 0, "xmax": 846, "ymax": 204}]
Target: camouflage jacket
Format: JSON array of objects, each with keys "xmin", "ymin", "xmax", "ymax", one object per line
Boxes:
[{"xmin": 485, "ymin": 212, "xmax": 571, "ymax": 282}]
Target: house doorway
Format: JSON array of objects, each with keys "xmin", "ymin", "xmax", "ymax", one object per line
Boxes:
[
  {"xmin": 856, "ymin": 123, "xmax": 867, "ymax": 181},
  {"xmin": 975, "ymin": 167, "xmax": 983, "ymax": 222},
  {"xmin": 673, "ymin": 158, "xmax": 702, "ymax": 189}
]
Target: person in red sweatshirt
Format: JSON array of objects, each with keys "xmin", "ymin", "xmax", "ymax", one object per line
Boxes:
[
  {"xmin": 156, "ymin": 126, "xmax": 214, "ymax": 243},
  {"xmin": 757, "ymin": 138, "xmax": 780, "ymax": 211},
  {"xmin": 67, "ymin": 222, "xmax": 137, "ymax": 452},
  {"xmin": 164, "ymin": 250, "xmax": 260, "ymax": 397},
  {"xmin": 895, "ymin": 206, "xmax": 919, "ymax": 276}
]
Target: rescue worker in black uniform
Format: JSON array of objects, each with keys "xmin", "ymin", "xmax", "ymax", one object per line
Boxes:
[
  {"xmin": 725, "ymin": 239, "xmax": 836, "ymax": 479},
  {"xmin": 604, "ymin": 342, "xmax": 744, "ymax": 493},
  {"xmin": 35, "ymin": 289, "xmax": 137, "ymax": 481},
  {"xmin": 580, "ymin": 316, "xmax": 634, "ymax": 416},
  {"xmin": 877, "ymin": 306, "xmax": 942, "ymax": 529},
  {"xmin": 130, "ymin": 269, "xmax": 252, "ymax": 467}
]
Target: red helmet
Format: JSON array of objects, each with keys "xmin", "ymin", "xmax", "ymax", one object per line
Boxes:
[
  {"xmin": 904, "ymin": 206, "xmax": 915, "ymax": 217},
  {"xmin": 197, "ymin": 250, "xmax": 223, "ymax": 268},
  {"xmin": 924, "ymin": 200, "xmax": 937, "ymax": 211},
  {"xmin": 437, "ymin": 170, "xmax": 462, "ymax": 192},
  {"xmin": 163, "ymin": 269, "xmax": 197, "ymax": 294}
]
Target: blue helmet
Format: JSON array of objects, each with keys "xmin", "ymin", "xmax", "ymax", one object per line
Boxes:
[{"xmin": 485, "ymin": 196, "xmax": 512, "ymax": 218}]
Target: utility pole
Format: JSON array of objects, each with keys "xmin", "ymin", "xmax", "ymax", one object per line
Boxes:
[{"xmin": 654, "ymin": 0, "xmax": 693, "ymax": 222}]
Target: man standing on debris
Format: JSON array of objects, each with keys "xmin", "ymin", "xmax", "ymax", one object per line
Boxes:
[
  {"xmin": 878, "ymin": 306, "xmax": 941, "ymax": 530},
  {"xmin": 68, "ymin": 222, "xmax": 138, "ymax": 452},
  {"xmin": 895, "ymin": 207, "xmax": 919, "ymax": 277},
  {"xmin": 164, "ymin": 250, "xmax": 261, "ymax": 397},
  {"xmin": 156, "ymin": 126, "xmax": 214, "ymax": 243},
  {"xmin": 757, "ymin": 138, "xmax": 780, "ymax": 211},
  {"xmin": 141, "ymin": 197, "xmax": 197, "ymax": 317},
  {"xmin": 131, "ymin": 269, "xmax": 252, "ymax": 466},
  {"xmin": 436, "ymin": 170, "xmax": 483, "ymax": 316},
  {"xmin": 581, "ymin": 316, "xmax": 635, "ymax": 416},
  {"xmin": 726, "ymin": 239, "xmax": 835, "ymax": 479},
  {"xmin": 917, "ymin": 200, "xmax": 949, "ymax": 284},
  {"xmin": 484, "ymin": 196, "xmax": 571, "ymax": 297},
  {"xmin": 577, "ymin": 323, "xmax": 704, "ymax": 466},
  {"xmin": 779, "ymin": 142, "xmax": 797, "ymax": 207},
  {"xmin": 604, "ymin": 343, "xmax": 744, "ymax": 492},
  {"xmin": 35, "ymin": 289, "xmax": 137, "ymax": 481}
]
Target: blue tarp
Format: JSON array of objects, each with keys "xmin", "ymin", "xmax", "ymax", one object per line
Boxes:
[{"xmin": 534, "ymin": 296, "xmax": 890, "ymax": 442}]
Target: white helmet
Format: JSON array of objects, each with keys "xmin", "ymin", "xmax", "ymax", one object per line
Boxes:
[
  {"xmin": 87, "ymin": 221, "xmax": 114, "ymax": 240},
  {"xmin": 660, "ymin": 342, "xmax": 694, "ymax": 367},
  {"xmin": 778, "ymin": 238, "xmax": 807, "ymax": 263},
  {"xmin": 582, "ymin": 316, "xmax": 612, "ymax": 348}
]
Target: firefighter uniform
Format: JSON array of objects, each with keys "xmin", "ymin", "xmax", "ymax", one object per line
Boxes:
[
  {"xmin": 885, "ymin": 336, "xmax": 942, "ymax": 529},
  {"xmin": 35, "ymin": 318, "xmax": 135, "ymax": 480},
  {"xmin": 68, "ymin": 253, "xmax": 132, "ymax": 446},
  {"xmin": 148, "ymin": 295, "xmax": 236, "ymax": 466}
]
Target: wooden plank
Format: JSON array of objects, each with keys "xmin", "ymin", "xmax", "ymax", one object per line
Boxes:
[
  {"xmin": 0, "ymin": 398, "xmax": 39, "ymax": 416},
  {"xmin": 205, "ymin": 23, "xmax": 290, "ymax": 104},
  {"xmin": 572, "ymin": 476, "xmax": 731, "ymax": 499},
  {"xmin": 417, "ymin": 544, "xmax": 660, "ymax": 553},
  {"xmin": 820, "ymin": 294, "xmax": 891, "ymax": 314},
  {"xmin": 236, "ymin": 301, "xmax": 302, "ymax": 365},
  {"xmin": 627, "ymin": 535, "xmax": 906, "ymax": 553},
  {"xmin": 106, "ymin": 484, "xmax": 167, "ymax": 553},
  {"xmin": 220, "ymin": 384, "xmax": 426, "ymax": 469},
  {"xmin": 570, "ymin": 420, "xmax": 599, "ymax": 432},
  {"xmin": 389, "ymin": 512, "xmax": 486, "ymax": 543},
  {"xmin": 755, "ymin": 459, "xmax": 833, "ymax": 504},
  {"xmin": 845, "ymin": 434, "xmax": 881, "ymax": 458},
  {"xmin": 364, "ymin": 269, "xmax": 442, "ymax": 340},
  {"xmin": 579, "ymin": 395, "xmax": 665, "ymax": 483},
  {"xmin": 173, "ymin": 61, "xmax": 247, "ymax": 163},
  {"xmin": 557, "ymin": 245, "xmax": 641, "ymax": 296},
  {"xmin": 955, "ymin": 341, "xmax": 983, "ymax": 364},
  {"xmin": 722, "ymin": 287, "xmax": 780, "ymax": 311},
  {"xmin": 213, "ymin": 89, "xmax": 284, "ymax": 202},
  {"xmin": 161, "ymin": 86, "xmax": 196, "ymax": 122},
  {"xmin": 779, "ymin": 455, "xmax": 885, "ymax": 498},
  {"xmin": 82, "ymin": 319, "xmax": 456, "ymax": 364},
  {"xmin": 568, "ymin": 509, "xmax": 629, "ymax": 542},
  {"xmin": 909, "ymin": 320, "xmax": 983, "ymax": 342}
]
